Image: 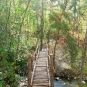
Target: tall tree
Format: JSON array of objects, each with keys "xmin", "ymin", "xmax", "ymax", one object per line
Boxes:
[
  {"xmin": 40, "ymin": 0, "xmax": 44, "ymax": 50},
  {"xmin": 80, "ymin": 25, "xmax": 87, "ymax": 87}
]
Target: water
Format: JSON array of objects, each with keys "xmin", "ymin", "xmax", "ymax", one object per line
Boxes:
[
  {"xmin": 17, "ymin": 75, "xmax": 87, "ymax": 87},
  {"xmin": 54, "ymin": 79, "xmax": 79, "ymax": 87},
  {"xmin": 54, "ymin": 80, "xmax": 67, "ymax": 87}
]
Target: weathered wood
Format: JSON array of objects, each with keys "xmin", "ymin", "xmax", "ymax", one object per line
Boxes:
[
  {"xmin": 28, "ymin": 54, "xmax": 32, "ymax": 87},
  {"xmin": 32, "ymin": 86, "xmax": 49, "ymax": 87},
  {"xmin": 50, "ymin": 54, "xmax": 54, "ymax": 87},
  {"xmin": 31, "ymin": 55, "xmax": 33, "ymax": 71},
  {"xmin": 32, "ymin": 50, "xmax": 50, "ymax": 87},
  {"xmin": 35, "ymin": 51, "xmax": 37, "ymax": 60},
  {"xmin": 29, "ymin": 47, "xmax": 54, "ymax": 87}
]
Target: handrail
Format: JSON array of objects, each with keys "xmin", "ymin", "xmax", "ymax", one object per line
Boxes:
[
  {"xmin": 47, "ymin": 42, "xmax": 54, "ymax": 87},
  {"xmin": 28, "ymin": 54, "xmax": 32, "ymax": 87},
  {"xmin": 31, "ymin": 53, "xmax": 39, "ymax": 85},
  {"xmin": 28, "ymin": 44, "xmax": 39, "ymax": 87},
  {"xmin": 28, "ymin": 42, "xmax": 54, "ymax": 87}
]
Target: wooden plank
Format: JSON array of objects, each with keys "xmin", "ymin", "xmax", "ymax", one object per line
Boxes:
[
  {"xmin": 36, "ymin": 62, "xmax": 47, "ymax": 65},
  {"xmin": 34, "ymin": 72, "xmax": 48, "ymax": 76},
  {"xmin": 35, "ymin": 67, "xmax": 47, "ymax": 71},
  {"xmin": 33, "ymin": 80, "xmax": 49, "ymax": 83},
  {"xmin": 32, "ymin": 86, "xmax": 49, "ymax": 87},
  {"xmin": 33, "ymin": 83, "xmax": 49, "ymax": 86},
  {"xmin": 33, "ymin": 76, "xmax": 48, "ymax": 79}
]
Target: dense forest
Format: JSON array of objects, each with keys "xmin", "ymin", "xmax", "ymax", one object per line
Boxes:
[{"xmin": 0, "ymin": 0, "xmax": 87, "ymax": 87}]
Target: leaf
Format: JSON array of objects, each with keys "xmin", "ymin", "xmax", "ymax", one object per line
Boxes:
[{"xmin": 85, "ymin": 0, "xmax": 87, "ymax": 4}]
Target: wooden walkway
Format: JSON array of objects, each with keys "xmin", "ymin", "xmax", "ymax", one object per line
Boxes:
[
  {"xmin": 28, "ymin": 47, "xmax": 54, "ymax": 87},
  {"xmin": 32, "ymin": 49, "xmax": 50, "ymax": 87}
]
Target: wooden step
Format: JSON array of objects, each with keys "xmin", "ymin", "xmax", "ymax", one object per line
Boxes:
[
  {"xmin": 32, "ymin": 83, "xmax": 49, "ymax": 86},
  {"xmin": 35, "ymin": 67, "xmax": 47, "ymax": 71},
  {"xmin": 33, "ymin": 79, "xmax": 49, "ymax": 83},
  {"xmin": 34, "ymin": 72, "xmax": 47, "ymax": 75},
  {"xmin": 33, "ymin": 76, "xmax": 48, "ymax": 79},
  {"xmin": 32, "ymin": 86, "xmax": 49, "ymax": 87}
]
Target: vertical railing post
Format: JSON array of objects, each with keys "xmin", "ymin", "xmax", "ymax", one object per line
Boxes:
[
  {"xmin": 28, "ymin": 54, "xmax": 32, "ymax": 87},
  {"xmin": 47, "ymin": 44, "xmax": 49, "ymax": 55},
  {"xmin": 35, "ymin": 45, "xmax": 38, "ymax": 60},
  {"xmin": 31, "ymin": 51, "xmax": 33, "ymax": 71},
  {"xmin": 34, "ymin": 51, "xmax": 36, "ymax": 60},
  {"xmin": 36, "ymin": 45, "xmax": 38, "ymax": 53},
  {"xmin": 31, "ymin": 55, "xmax": 33, "ymax": 71},
  {"xmin": 50, "ymin": 54, "xmax": 54, "ymax": 87}
]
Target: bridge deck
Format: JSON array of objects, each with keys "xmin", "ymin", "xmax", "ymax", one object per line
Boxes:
[{"xmin": 31, "ymin": 49, "xmax": 50, "ymax": 87}]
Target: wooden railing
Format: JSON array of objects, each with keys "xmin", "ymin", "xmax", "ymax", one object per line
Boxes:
[
  {"xmin": 28, "ymin": 44, "xmax": 39, "ymax": 87},
  {"xmin": 28, "ymin": 54, "xmax": 32, "ymax": 87},
  {"xmin": 28, "ymin": 43, "xmax": 54, "ymax": 87},
  {"xmin": 47, "ymin": 43, "xmax": 54, "ymax": 87}
]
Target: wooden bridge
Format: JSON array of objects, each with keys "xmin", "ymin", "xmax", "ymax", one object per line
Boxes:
[{"xmin": 28, "ymin": 45, "xmax": 54, "ymax": 87}]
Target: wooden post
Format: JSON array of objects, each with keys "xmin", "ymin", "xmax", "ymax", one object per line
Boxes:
[
  {"xmin": 50, "ymin": 54, "xmax": 54, "ymax": 87},
  {"xmin": 35, "ymin": 51, "xmax": 37, "ymax": 60},
  {"xmin": 48, "ymin": 49, "xmax": 49, "ymax": 55},
  {"xmin": 48, "ymin": 55, "xmax": 51, "ymax": 87},
  {"xmin": 53, "ymin": 54, "xmax": 55, "ymax": 73},
  {"xmin": 48, "ymin": 55, "xmax": 50, "ymax": 71},
  {"xmin": 31, "ymin": 51, "xmax": 33, "ymax": 71},
  {"xmin": 48, "ymin": 44, "xmax": 50, "ymax": 69},
  {"xmin": 47, "ymin": 44, "xmax": 49, "ymax": 55},
  {"xmin": 36, "ymin": 46, "xmax": 38, "ymax": 53},
  {"xmin": 31, "ymin": 55, "xmax": 33, "ymax": 71},
  {"xmin": 28, "ymin": 54, "xmax": 32, "ymax": 87}
]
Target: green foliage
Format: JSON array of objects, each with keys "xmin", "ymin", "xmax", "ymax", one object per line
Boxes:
[
  {"xmin": 50, "ymin": 0, "xmax": 57, "ymax": 2},
  {"xmin": 0, "ymin": 81, "xmax": 2, "ymax": 87},
  {"xmin": 0, "ymin": 0, "xmax": 87, "ymax": 86},
  {"xmin": 0, "ymin": 50, "xmax": 17, "ymax": 86},
  {"xmin": 69, "ymin": 0, "xmax": 80, "ymax": 13},
  {"xmin": 16, "ymin": 56, "xmax": 28, "ymax": 76},
  {"xmin": 0, "ymin": 0, "xmax": 35, "ymax": 86},
  {"xmin": 49, "ymin": 10, "xmax": 71, "ymax": 35},
  {"xmin": 66, "ymin": 34, "xmax": 78, "ymax": 65},
  {"xmin": 49, "ymin": 6, "xmax": 79, "ymax": 67},
  {"xmin": 49, "ymin": 11, "xmax": 62, "ymax": 30}
]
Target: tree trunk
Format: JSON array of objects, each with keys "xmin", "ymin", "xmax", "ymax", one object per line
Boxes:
[
  {"xmin": 36, "ymin": 4, "xmax": 39, "ymax": 30},
  {"xmin": 78, "ymin": 32, "xmax": 80, "ymax": 46},
  {"xmin": 80, "ymin": 26, "xmax": 87, "ymax": 87},
  {"xmin": 53, "ymin": 30, "xmax": 60, "ymax": 70},
  {"xmin": 40, "ymin": 0, "xmax": 44, "ymax": 50},
  {"xmin": 47, "ymin": 30, "xmax": 50, "ymax": 44},
  {"xmin": 15, "ymin": 0, "xmax": 31, "ymax": 59}
]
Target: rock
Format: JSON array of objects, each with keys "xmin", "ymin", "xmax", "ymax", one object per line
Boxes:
[
  {"xmin": 82, "ymin": 81, "xmax": 86, "ymax": 84},
  {"xmin": 68, "ymin": 77, "xmax": 70, "ymax": 80},
  {"xmin": 55, "ymin": 77, "xmax": 60, "ymax": 81},
  {"xmin": 6, "ymin": 85, "xmax": 10, "ymax": 87},
  {"xmin": 54, "ymin": 44, "xmax": 80, "ymax": 78},
  {"xmin": 60, "ymin": 62, "xmax": 71, "ymax": 70},
  {"xmin": 55, "ymin": 44, "xmax": 71, "ymax": 75},
  {"xmin": 84, "ymin": 77, "xmax": 87, "ymax": 81},
  {"xmin": 74, "ymin": 77, "xmax": 77, "ymax": 80},
  {"xmin": 62, "ymin": 83, "xmax": 66, "ymax": 85}
]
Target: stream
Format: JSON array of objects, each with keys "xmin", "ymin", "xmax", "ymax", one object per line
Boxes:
[
  {"xmin": 17, "ymin": 76, "xmax": 87, "ymax": 87},
  {"xmin": 54, "ymin": 79, "xmax": 79, "ymax": 87},
  {"xmin": 18, "ymin": 77, "xmax": 80, "ymax": 87},
  {"xmin": 54, "ymin": 78, "xmax": 87, "ymax": 87}
]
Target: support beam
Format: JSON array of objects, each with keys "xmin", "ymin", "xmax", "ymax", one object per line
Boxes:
[
  {"xmin": 50, "ymin": 54, "xmax": 54, "ymax": 87},
  {"xmin": 28, "ymin": 54, "xmax": 32, "ymax": 87}
]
